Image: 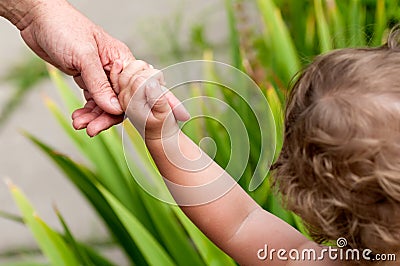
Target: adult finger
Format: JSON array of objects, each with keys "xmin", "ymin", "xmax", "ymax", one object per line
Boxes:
[
  {"xmin": 86, "ymin": 113, "xmax": 124, "ymax": 137},
  {"xmin": 72, "ymin": 108, "xmax": 91, "ymax": 122},
  {"xmin": 73, "ymin": 75, "xmax": 87, "ymax": 90},
  {"xmin": 110, "ymin": 60, "xmax": 123, "ymax": 94},
  {"xmin": 83, "ymin": 90, "xmax": 92, "ymax": 101},
  {"xmin": 72, "ymin": 105, "xmax": 103, "ymax": 130},
  {"xmin": 72, "ymin": 100, "xmax": 96, "ymax": 120},
  {"xmin": 80, "ymin": 53, "xmax": 123, "ymax": 115}
]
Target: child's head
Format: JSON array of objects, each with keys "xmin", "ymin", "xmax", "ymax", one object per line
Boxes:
[{"xmin": 274, "ymin": 27, "xmax": 400, "ymax": 254}]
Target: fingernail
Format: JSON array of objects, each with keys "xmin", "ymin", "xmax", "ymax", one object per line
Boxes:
[
  {"xmin": 147, "ymin": 79, "xmax": 160, "ymax": 90},
  {"xmin": 111, "ymin": 97, "xmax": 122, "ymax": 112},
  {"xmin": 149, "ymin": 64, "xmax": 154, "ymax": 69}
]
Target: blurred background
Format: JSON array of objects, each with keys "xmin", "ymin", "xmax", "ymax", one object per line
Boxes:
[{"xmin": 0, "ymin": 0, "xmax": 399, "ymax": 265}]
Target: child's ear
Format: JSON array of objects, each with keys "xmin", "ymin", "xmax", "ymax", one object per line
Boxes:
[{"xmin": 110, "ymin": 60, "xmax": 123, "ymax": 94}]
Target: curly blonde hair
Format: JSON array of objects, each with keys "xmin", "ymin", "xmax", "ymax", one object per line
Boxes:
[{"xmin": 274, "ymin": 27, "xmax": 400, "ymax": 257}]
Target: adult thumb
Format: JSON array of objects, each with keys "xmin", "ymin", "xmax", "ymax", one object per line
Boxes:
[{"xmin": 80, "ymin": 54, "xmax": 123, "ymax": 115}]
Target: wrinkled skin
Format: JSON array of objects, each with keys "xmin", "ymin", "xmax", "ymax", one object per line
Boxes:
[
  {"xmin": 17, "ymin": 1, "xmax": 132, "ymax": 136},
  {"xmin": 4, "ymin": 0, "xmax": 187, "ymax": 136}
]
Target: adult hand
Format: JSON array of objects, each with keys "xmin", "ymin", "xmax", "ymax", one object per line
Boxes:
[{"xmin": 17, "ymin": 0, "xmax": 133, "ymax": 136}]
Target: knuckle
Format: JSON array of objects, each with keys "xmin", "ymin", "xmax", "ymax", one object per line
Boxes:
[
  {"xmin": 135, "ymin": 60, "xmax": 149, "ymax": 68},
  {"xmin": 130, "ymin": 75, "xmax": 145, "ymax": 90},
  {"xmin": 77, "ymin": 44, "xmax": 98, "ymax": 59},
  {"xmin": 152, "ymin": 97, "xmax": 168, "ymax": 109},
  {"xmin": 91, "ymin": 80, "xmax": 112, "ymax": 97},
  {"xmin": 117, "ymin": 75, "xmax": 130, "ymax": 89}
]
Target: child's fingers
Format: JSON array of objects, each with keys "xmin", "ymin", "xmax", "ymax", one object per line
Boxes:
[
  {"xmin": 163, "ymin": 89, "xmax": 191, "ymax": 121},
  {"xmin": 142, "ymin": 69, "xmax": 165, "ymax": 84},
  {"xmin": 118, "ymin": 61, "xmax": 151, "ymax": 92},
  {"xmin": 145, "ymin": 79, "xmax": 170, "ymax": 118},
  {"xmin": 122, "ymin": 59, "xmax": 149, "ymax": 73},
  {"xmin": 120, "ymin": 60, "xmax": 149, "ymax": 81},
  {"xmin": 110, "ymin": 60, "xmax": 123, "ymax": 94},
  {"xmin": 127, "ymin": 69, "xmax": 163, "ymax": 98},
  {"xmin": 134, "ymin": 69, "xmax": 189, "ymax": 121}
]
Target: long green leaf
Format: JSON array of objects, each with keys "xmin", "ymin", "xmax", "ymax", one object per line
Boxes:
[
  {"xmin": 55, "ymin": 207, "xmax": 95, "ymax": 266},
  {"xmin": 327, "ymin": 0, "xmax": 346, "ymax": 48},
  {"xmin": 348, "ymin": 0, "xmax": 366, "ymax": 46},
  {"xmin": 99, "ymin": 187, "xmax": 175, "ymax": 266},
  {"xmin": 225, "ymin": 0, "xmax": 243, "ymax": 69},
  {"xmin": 44, "ymin": 97, "xmax": 157, "ymax": 235},
  {"xmin": 8, "ymin": 182, "xmax": 80, "ymax": 266},
  {"xmin": 1, "ymin": 263, "xmax": 50, "ymax": 266},
  {"xmin": 372, "ymin": 0, "xmax": 386, "ymax": 46},
  {"xmin": 24, "ymin": 133, "xmax": 147, "ymax": 265},
  {"xmin": 172, "ymin": 206, "xmax": 236, "ymax": 266},
  {"xmin": 314, "ymin": 0, "xmax": 332, "ymax": 52},
  {"xmin": 257, "ymin": 0, "xmax": 301, "ymax": 83},
  {"xmin": 47, "ymin": 65, "xmax": 82, "ymax": 113}
]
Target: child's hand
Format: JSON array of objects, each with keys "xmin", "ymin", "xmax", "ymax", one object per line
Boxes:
[{"xmin": 110, "ymin": 60, "xmax": 189, "ymax": 140}]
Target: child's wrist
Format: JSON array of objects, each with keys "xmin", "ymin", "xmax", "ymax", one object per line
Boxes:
[
  {"xmin": 144, "ymin": 125, "xmax": 181, "ymax": 142},
  {"xmin": 144, "ymin": 129, "xmax": 182, "ymax": 159}
]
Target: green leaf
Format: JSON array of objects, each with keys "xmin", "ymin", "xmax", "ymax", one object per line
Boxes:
[
  {"xmin": 225, "ymin": 0, "xmax": 243, "ymax": 69},
  {"xmin": 314, "ymin": 0, "xmax": 333, "ymax": 52},
  {"xmin": 55, "ymin": 207, "xmax": 95, "ymax": 266},
  {"xmin": 8, "ymin": 182, "xmax": 80, "ymax": 266},
  {"xmin": 257, "ymin": 0, "xmax": 301, "ymax": 84},
  {"xmin": 265, "ymin": 192, "xmax": 295, "ymax": 228},
  {"xmin": 24, "ymin": 133, "xmax": 147, "ymax": 265},
  {"xmin": 348, "ymin": 0, "xmax": 366, "ymax": 47},
  {"xmin": 172, "ymin": 207, "xmax": 236, "ymax": 266},
  {"xmin": 0, "ymin": 210, "xmax": 24, "ymax": 223},
  {"xmin": 372, "ymin": 0, "xmax": 386, "ymax": 46},
  {"xmin": 327, "ymin": 0, "xmax": 346, "ymax": 48},
  {"xmin": 99, "ymin": 187, "xmax": 175, "ymax": 266},
  {"xmin": 44, "ymin": 97, "xmax": 156, "ymax": 234},
  {"xmin": 47, "ymin": 65, "xmax": 82, "ymax": 113},
  {"xmin": 121, "ymin": 124, "xmax": 206, "ymax": 265},
  {"xmin": 265, "ymin": 85, "xmax": 284, "ymax": 158},
  {"xmin": 0, "ymin": 57, "xmax": 48, "ymax": 128},
  {"xmin": 293, "ymin": 214, "xmax": 311, "ymax": 239},
  {"xmin": 0, "ymin": 263, "xmax": 50, "ymax": 266}
]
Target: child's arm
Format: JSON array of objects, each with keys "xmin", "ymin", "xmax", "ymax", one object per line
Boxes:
[
  {"xmin": 146, "ymin": 132, "xmax": 314, "ymax": 265},
  {"xmin": 111, "ymin": 60, "xmax": 331, "ymax": 266}
]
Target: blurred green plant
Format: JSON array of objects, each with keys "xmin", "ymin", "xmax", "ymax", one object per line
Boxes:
[
  {"xmin": 0, "ymin": 57, "xmax": 48, "ymax": 129},
  {"xmin": 1, "ymin": 0, "xmax": 399, "ymax": 265}
]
